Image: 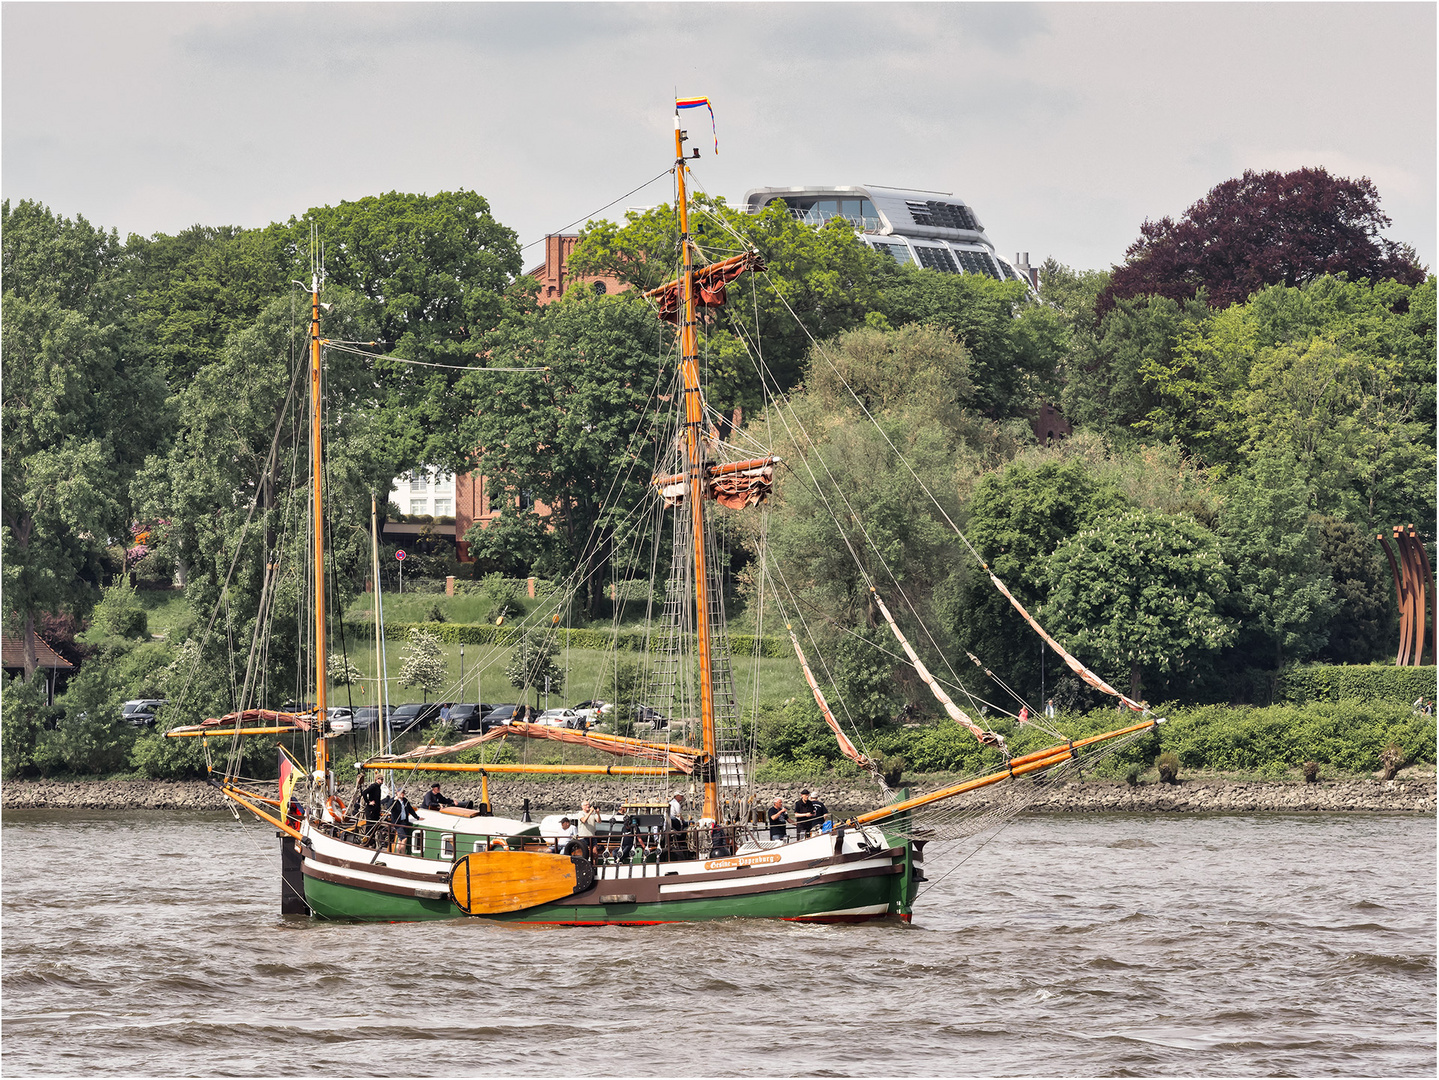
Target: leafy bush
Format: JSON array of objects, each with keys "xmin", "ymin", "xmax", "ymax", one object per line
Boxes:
[
  {"xmin": 1156, "ymin": 751, "xmax": 1180, "ymax": 783},
  {"xmin": 130, "ymin": 730, "xmax": 209, "ymax": 779},
  {"xmin": 1, "ymin": 674, "xmax": 58, "ymax": 778},
  {"xmin": 35, "ymin": 710, "xmax": 135, "ymax": 775},
  {"xmin": 1158, "ymin": 700, "xmax": 1434, "ymax": 773},
  {"xmin": 756, "ymin": 701, "xmax": 844, "ymax": 765}
]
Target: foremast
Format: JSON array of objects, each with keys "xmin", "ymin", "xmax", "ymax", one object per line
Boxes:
[{"xmin": 672, "ymin": 111, "xmax": 719, "ymax": 822}]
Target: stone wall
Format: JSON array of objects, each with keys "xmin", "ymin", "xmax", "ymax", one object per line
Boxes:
[{"xmin": 3, "ymin": 775, "xmax": 1432, "ymax": 814}]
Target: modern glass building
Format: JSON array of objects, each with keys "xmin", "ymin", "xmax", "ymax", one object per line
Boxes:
[{"xmin": 742, "ymin": 185, "xmax": 1036, "ymax": 291}]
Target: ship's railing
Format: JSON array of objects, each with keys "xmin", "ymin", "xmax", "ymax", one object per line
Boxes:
[
  {"xmin": 769, "ymin": 206, "xmax": 885, "ymax": 234},
  {"xmin": 309, "ymin": 814, "xmax": 839, "ymax": 862}
]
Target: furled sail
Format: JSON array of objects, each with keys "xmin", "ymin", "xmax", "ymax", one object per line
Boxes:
[
  {"xmin": 985, "ymin": 572, "xmax": 1146, "ymax": 712},
  {"xmin": 643, "ymin": 250, "xmax": 766, "ymax": 323},
  {"xmin": 869, "ymin": 587, "xmax": 1007, "ymax": 753},
  {"xmin": 653, "ymin": 456, "xmax": 780, "ymax": 508},
  {"xmin": 366, "ymin": 722, "xmax": 702, "ymax": 774},
  {"xmin": 786, "ymin": 626, "xmax": 875, "ymax": 773}
]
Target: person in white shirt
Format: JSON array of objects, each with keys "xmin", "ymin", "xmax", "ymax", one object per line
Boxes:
[
  {"xmin": 577, "ymin": 800, "xmax": 600, "ymax": 857},
  {"xmin": 552, "ymin": 816, "xmax": 578, "ymax": 854}
]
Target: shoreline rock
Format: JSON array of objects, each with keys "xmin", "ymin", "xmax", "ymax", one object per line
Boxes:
[{"xmin": 3, "ymin": 775, "xmax": 1433, "ymax": 814}]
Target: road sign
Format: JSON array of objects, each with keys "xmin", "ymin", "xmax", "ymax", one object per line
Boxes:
[{"xmin": 395, "ymin": 549, "xmax": 406, "ymax": 561}]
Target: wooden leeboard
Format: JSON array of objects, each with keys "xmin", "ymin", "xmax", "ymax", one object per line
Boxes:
[{"xmin": 449, "ymin": 851, "xmax": 581, "ymax": 914}]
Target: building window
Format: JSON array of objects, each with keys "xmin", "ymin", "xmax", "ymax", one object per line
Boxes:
[
  {"xmin": 410, "ymin": 499, "xmax": 427, "ymax": 514},
  {"xmin": 592, "ymin": 280, "xmax": 607, "ymax": 295},
  {"xmin": 433, "ymin": 499, "xmax": 451, "ymax": 517},
  {"xmin": 952, "ymin": 248, "xmax": 1002, "ymax": 280},
  {"xmin": 872, "ymin": 241, "xmax": 912, "ymax": 265},
  {"xmin": 518, "ymin": 490, "xmax": 534, "ymax": 512},
  {"xmin": 410, "ymin": 476, "xmax": 426, "ymax": 493},
  {"xmin": 914, "ymin": 246, "xmax": 959, "ymax": 273}
]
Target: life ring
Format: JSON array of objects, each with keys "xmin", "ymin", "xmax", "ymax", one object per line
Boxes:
[
  {"xmin": 326, "ymin": 795, "xmax": 347, "ymax": 821},
  {"xmin": 489, "ymin": 838, "xmax": 508, "ymax": 851}
]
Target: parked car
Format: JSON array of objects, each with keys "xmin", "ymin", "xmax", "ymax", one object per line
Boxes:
[
  {"xmin": 573, "ymin": 700, "xmax": 614, "ymax": 722},
  {"xmin": 348, "ymin": 705, "xmax": 394, "ymax": 733},
  {"xmin": 326, "ymin": 707, "xmax": 355, "ymax": 734},
  {"xmin": 479, "ymin": 704, "xmax": 526, "ymax": 728},
  {"xmin": 536, "ymin": 708, "xmax": 583, "ymax": 729},
  {"xmin": 636, "ymin": 705, "xmax": 670, "ymax": 729},
  {"xmin": 389, "ymin": 702, "xmax": 443, "ymax": 732},
  {"xmin": 122, "ymin": 699, "xmax": 167, "ymax": 727},
  {"xmin": 448, "ymin": 703, "xmax": 501, "ymax": 734}
]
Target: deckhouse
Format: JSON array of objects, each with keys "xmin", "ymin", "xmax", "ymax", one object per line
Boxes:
[{"xmin": 742, "ymin": 184, "xmax": 1038, "ymax": 291}]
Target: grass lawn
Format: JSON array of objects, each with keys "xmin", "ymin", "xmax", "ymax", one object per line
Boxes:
[{"xmin": 323, "ymin": 638, "xmax": 811, "ymax": 713}]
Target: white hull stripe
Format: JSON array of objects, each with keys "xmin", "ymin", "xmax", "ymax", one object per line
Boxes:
[{"xmin": 657, "ymin": 856, "xmax": 896, "ymax": 895}]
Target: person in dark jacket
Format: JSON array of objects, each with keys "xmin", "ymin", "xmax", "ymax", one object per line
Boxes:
[
  {"xmin": 767, "ymin": 797, "xmax": 789, "ymax": 841},
  {"xmin": 421, "ymin": 782, "xmax": 454, "ymax": 810},
  {"xmin": 793, "ymin": 790, "xmax": 818, "ymax": 838},
  {"xmin": 388, "ymin": 790, "xmax": 421, "ymax": 844}
]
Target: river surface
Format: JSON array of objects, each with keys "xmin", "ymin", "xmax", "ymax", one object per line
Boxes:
[{"xmin": 2, "ymin": 810, "xmax": 1433, "ymax": 1077}]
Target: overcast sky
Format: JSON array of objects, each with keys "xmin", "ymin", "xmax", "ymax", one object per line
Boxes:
[{"xmin": 4, "ymin": 2, "xmax": 1434, "ymax": 274}]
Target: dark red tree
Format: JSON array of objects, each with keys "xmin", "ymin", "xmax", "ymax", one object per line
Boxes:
[{"xmin": 1100, "ymin": 167, "xmax": 1425, "ymax": 312}]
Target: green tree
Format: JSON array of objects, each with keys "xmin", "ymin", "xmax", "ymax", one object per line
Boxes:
[
  {"xmin": 944, "ymin": 455, "xmax": 1127, "ymax": 698},
  {"xmin": 1218, "ymin": 450, "xmax": 1339, "ymax": 669},
  {"xmin": 505, "ymin": 630, "xmax": 563, "ymax": 706},
  {"xmin": 1043, "ymin": 508, "xmax": 1237, "ymax": 700},
  {"xmin": 1313, "ymin": 516, "xmax": 1394, "ymax": 664},
  {"xmin": 398, "ymin": 627, "xmax": 447, "ymax": 701},
  {"xmin": 460, "ymin": 292, "xmax": 670, "ymax": 614},
  {"xmin": 1061, "ymin": 291, "xmax": 1212, "ymax": 446},
  {"xmin": 876, "ymin": 262, "xmax": 1063, "ymax": 418},
  {"xmin": 1, "ymin": 200, "xmax": 165, "ymax": 681}
]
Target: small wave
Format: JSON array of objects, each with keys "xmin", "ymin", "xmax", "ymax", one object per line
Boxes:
[
  {"xmin": 1085, "ymin": 956, "xmax": 1142, "ymax": 970},
  {"xmin": 1107, "ymin": 838, "xmax": 1158, "ymax": 849},
  {"xmin": 1338, "ymin": 952, "xmax": 1436, "ymax": 973}
]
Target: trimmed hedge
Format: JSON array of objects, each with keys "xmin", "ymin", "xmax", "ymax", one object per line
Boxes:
[
  {"xmin": 1277, "ymin": 664, "xmax": 1437, "ymax": 705},
  {"xmin": 382, "ymin": 621, "xmax": 790, "ymax": 658}
]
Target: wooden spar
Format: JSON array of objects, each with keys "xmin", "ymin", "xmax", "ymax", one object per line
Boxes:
[
  {"xmin": 223, "ymin": 782, "xmax": 303, "ymax": 841},
  {"xmin": 651, "ymin": 456, "xmax": 782, "ymax": 489},
  {"xmin": 372, "ymin": 493, "xmax": 387, "ymax": 754},
  {"xmin": 166, "ymin": 727, "xmax": 308, "ymax": 738},
  {"xmin": 360, "ymin": 761, "xmax": 684, "ymax": 776},
  {"xmin": 852, "ymin": 716, "xmax": 1162, "ymax": 826},
  {"xmin": 674, "ymin": 108, "xmax": 719, "ymax": 822}
]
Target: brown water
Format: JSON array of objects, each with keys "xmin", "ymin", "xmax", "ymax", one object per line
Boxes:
[{"xmin": 2, "ymin": 810, "xmax": 1433, "ymax": 1076}]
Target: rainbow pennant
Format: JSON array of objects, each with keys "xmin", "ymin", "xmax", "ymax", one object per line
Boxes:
[{"xmin": 676, "ymin": 96, "xmax": 718, "ymax": 154}]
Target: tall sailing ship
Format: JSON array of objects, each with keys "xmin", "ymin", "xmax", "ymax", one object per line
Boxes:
[{"xmin": 166, "ymin": 102, "xmax": 1162, "ymax": 924}]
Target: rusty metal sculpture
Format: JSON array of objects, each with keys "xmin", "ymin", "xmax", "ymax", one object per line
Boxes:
[{"xmin": 1378, "ymin": 524, "xmax": 1435, "ymax": 666}]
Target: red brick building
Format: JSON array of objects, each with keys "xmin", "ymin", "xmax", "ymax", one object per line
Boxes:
[{"xmin": 527, "ymin": 233, "xmax": 626, "ymax": 305}]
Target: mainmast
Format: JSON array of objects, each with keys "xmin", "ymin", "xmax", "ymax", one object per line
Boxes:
[
  {"xmin": 309, "ymin": 267, "xmax": 329, "ymax": 782},
  {"xmin": 673, "ymin": 110, "xmax": 719, "ymax": 822}
]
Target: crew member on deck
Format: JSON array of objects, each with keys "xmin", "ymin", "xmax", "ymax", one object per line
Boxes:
[
  {"xmin": 793, "ymin": 790, "xmax": 818, "ymax": 838},
  {"xmin": 388, "ymin": 789, "xmax": 421, "ymax": 845},
  {"xmin": 767, "ymin": 797, "xmax": 789, "ymax": 841},
  {"xmin": 421, "ymin": 782, "xmax": 454, "ymax": 810},
  {"xmin": 577, "ymin": 800, "xmax": 600, "ymax": 858},
  {"xmin": 360, "ymin": 773, "xmax": 384, "ymax": 843}
]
